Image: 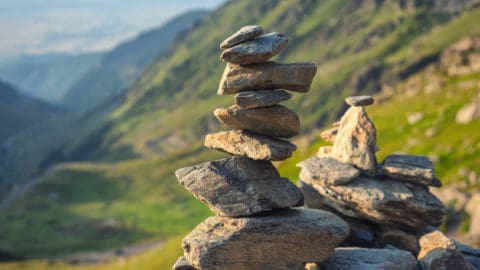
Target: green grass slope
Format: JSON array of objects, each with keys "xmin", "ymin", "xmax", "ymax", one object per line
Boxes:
[{"xmin": 2, "ymin": 0, "xmax": 480, "ymax": 264}]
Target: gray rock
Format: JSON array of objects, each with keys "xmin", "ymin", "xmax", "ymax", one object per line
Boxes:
[
  {"xmin": 380, "ymin": 154, "xmax": 437, "ymax": 187},
  {"xmin": 297, "ymin": 157, "xmax": 360, "ymax": 186},
  {"xmin": 320, "ymin": 127, "xmax": 338, "ymax": 144},
  {"xmin": 234, "ymin": 89, "xmax": 292, "ymax": 109},
  {"xmin": 214, "ymin": 105, "xmax": 300, "ymax": 138},
  {"xmin": 221, "ymin": 32, "xmax": 289, "ymax": 65},
  {"xmin": 379, "ymin": 226, "xmax": 421, "ymax": 256},
  {"xmin": 306, "ymin": 175, "xmax": 445, "ymax": 230},
  {"xmin": 182, "ymin": 208, "xmax": 350, "ymax": 270},
  {"xmin": 331, "ymin": 106, "xmax": 377, "ymax": 173},
  {"xmin": 175, "ymin": 157, "xmax": 303, "ymax": 217},
  {"xmin": 419, "ymin": 248, "xmax": 476, "ymax": 270},
  {"xmin": 455, "ymin": 241, "xmax": 480, "ymax": 269},
  {"xmin": 204, "ymin": 130, "xmax": 296, "ymax": 161},
  {"xmin": 345, "ymin": 95, "xmax": 374, "ymax": 106},
  {"xmin": 172, "ymin": 256, "xmax": 195, "ymax": 270},
  {"xmin": 296, "ymin": 179, "xmax": 325, "ymax": 209},
  {"xmin": 220, "ymin": 25, "xmax": 264, "ymax": 49},
  {"xmin": 322, "ymin": 247, "xmax": 418, "ymax": 270},
  {"xmin": 218, "ymin": 62, "xmax": 317, "ymax": 95}
]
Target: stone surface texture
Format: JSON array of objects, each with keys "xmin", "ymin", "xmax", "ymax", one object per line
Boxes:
[
  {"xmin": 307, "ymin": 175, "xmax": 445, "ymax": 230},
  {"xmin": 172, "ymin": 256, "xmax": 195, "ymax": 270},
  {"xmin": 218, "ymin": 62, "xmax": 317, "ymax": 95},
  {"xmin": 320, "ymin": 127, "xmax": 338, "ymax": 144},
  {"xmin": 175, "ymin": 157, "xmax": 304, "ymax": 217},
  {"xmin": 214, "ymin": 105, "xmax": 300, "ymax": 138},
  {"xmin": 205, "ymin": 130, "xmax": 296, "ymax": 161},
  {"xmin": 345, "ymin": 95, "xmax": 375, "ymax": 106},
  {"xmin": 380, "ymin": 154, "xmax": 436, "ymax": 186},
  {"xmin": 321, "ymin": 247, "xmax": 418, "ymax": 270},
  {"xmin": 297, "ymin": 157, "xmax": 360, "ymax": 186},
  {"xmin": 220, "ymin": 25, "xmax": 264, "ymax": 49},
  {"xmin": 331, "ymin": 106, "xmax": 377, "ymax": 173},
  {"xmin": 234, "ymin": 89, "xmax": 292, "ymax": 109},
  {"xmin": 221, "ymin": 32, "xmax": 289, "ymax": 65},
  {"xmin": 182, "ymin": 208, "xmax": 349, "ymax": 270}
]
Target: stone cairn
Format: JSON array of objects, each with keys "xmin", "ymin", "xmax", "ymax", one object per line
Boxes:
[
  {"xmin": 173, "ymin": 26, "xmax": 351, "ymax": 270},
  {"xmin": 297, "ymin": 96, "xmax": 479, "ymax": 269}
]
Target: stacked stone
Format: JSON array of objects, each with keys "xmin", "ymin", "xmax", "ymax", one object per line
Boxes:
[
  {"xmin": 173, "ymin": 26, "xmax": 350, "ymax": 270},
  {"xmin": 296, "ymin": 96, "xmax": 472, "ymax": 269}
]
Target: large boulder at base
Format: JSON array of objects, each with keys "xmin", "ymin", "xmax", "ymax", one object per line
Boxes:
[
  {"xmin": 221, "ymin": 32, "xmax": 289, "ymax": 65},
  {"xmin": 331, "ymin": 106, "xmax": 377, "ymax": 173},
  {"xmin": 220, "ymin": 25, "xmax": 264, "ymax": 49},
  {"xmin": 379, "ymin": 154, "xmax": 438, "ymax": 187},
  {"xmin": 218, "ymin": 62, "xmax": 317, "ymax": 95},
  {"xmin": 297, "ymin": 157, "xmax": 360, "ymax": 186},
  {"xmin": 306, "ymin": 175, "xmax": 445, "ymax": 230},
  {"xmin": 214, "ymin": 105, "xmax": 300, "ymax": 138},
  {"xmin": 182, "ymin": 208, "xmax": 349, "ymax": 270},
  {"xmin": 234, "ymin": 89, "xmax": 292, "ymax": 109},
  {"xmin": 418, "ymin": 230, "xmax": 476, "ymax": 270},
  {"xmin": 175, "ymin": 157, "xmax": 303, "ymax": 217},
  {"xmin": 204, "ymin": 130, "xmax": 296, "ymax": 161},
  {"xmin": 320, "ymin": 247, "xmax": 418, "ymax": 270}
]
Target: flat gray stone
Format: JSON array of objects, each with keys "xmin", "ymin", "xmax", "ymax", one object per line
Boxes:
[
  {"xmin": 234, "ymin": 90, "xmax": 292, "ymax": 109},
  {"xmin": 182, "ymin": 208, "xmax": 350, "ymax": 270},
  {"xmin": 332, "ymin": 106, "xmax": 377, "ymax": 173},
  {"xmin": 297, "ymin": 157, "xmax": 360, "ymax": 186},
  {"xmin": 214, "ymin": 105, "xmax": 300, "ymax": 138},
  {"xmin": 204, "ymin": 130, "xmax": 296, "ymax": 161},
  {"xmin": 175, "ymin": 157, "xmax": 303, "ymax": 217},
  {"xmin": 220, "ymin": 25, "xmax": 264, "ymax": 49},
  {"xmin": 345, "ymin": 95, "xmax": 375, "ymax": 106},
  {"xmin": 306, "ymin": 175, "xmax": 445, "ymax": 231},
  {"xmin": 380, "ymin": 154, "xmax": 437, "ymax": 186},
  {"xmin": 172, "ymin": 256, "xmax": 195, "ymax": 270},
  {"xmin": 221, "ymin": 32, "xmax": 289, "ymax": 65},
  {"xmin": 218, "ymin": 62, "xmax": 317, "ymax": 95},
  {"xmin": 322, "ymin": 247, "xmax": 418, "ymax": 270}
]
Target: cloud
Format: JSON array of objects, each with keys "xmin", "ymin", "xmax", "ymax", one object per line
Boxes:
[{"xmin": 0, "ymin": 0, "xmax": 225, "ymax": 58}]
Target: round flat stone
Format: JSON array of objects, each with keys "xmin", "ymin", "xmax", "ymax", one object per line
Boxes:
[
  {"xmin": 345, "ymin": 95, "xmax": 374, "ymax": 106},
  {"xmin": 220, "ymin": 25, "xmax": 264, "ymax": 49}
]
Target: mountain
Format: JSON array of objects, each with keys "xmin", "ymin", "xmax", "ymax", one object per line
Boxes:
[
  {"xmin": 61, "ymin": 10, "xmax": 209, "ymax": 113},
  {"xmin": 0, "ymin": 53, "xmax": 101, "ymax": 103},
  {"xmin": 0, "ymin": 80, "xmax": 58, "ymax": 141},
  {"xmin": 1, "ymin": 0, "xmax": 480, "ymax": 265}
]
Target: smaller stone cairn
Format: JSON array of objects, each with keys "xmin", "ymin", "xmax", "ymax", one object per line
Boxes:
[
  {"xmin": 297, "ymin": 95, "xmax": 480, "ymax": 269},
  {"xmin": 174, "ymin": 26, "xmax": 350, "ymax": 270}
]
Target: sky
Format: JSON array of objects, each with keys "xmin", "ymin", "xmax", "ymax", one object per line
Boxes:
[{"xmin": 0, "ymin": 0, "xmax": 226, "ymax": 59}]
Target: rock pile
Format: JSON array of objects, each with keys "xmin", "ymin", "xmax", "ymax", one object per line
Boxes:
[
  {"xmin": 296, "ymin": 95, "xmax": 480, "ymax": 269},
  {"xmin": 173, "ymin": 26, "xmax": 350, "ymax": 270}
]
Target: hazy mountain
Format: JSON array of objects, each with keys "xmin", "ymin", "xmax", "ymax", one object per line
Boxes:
[
  {"xmin": 0, "ymin": 53, "xmax": 101, "ymax": 103},
  {"xmin": 1, "ymin": 0, "xmax": 480, "ymax": 265},
  {"xmin": 61, "ymin": 9, "xmax": 209, "ymax": 113}
]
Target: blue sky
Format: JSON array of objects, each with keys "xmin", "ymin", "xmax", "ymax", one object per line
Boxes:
[{"xmin": 0, "ymin": 0, "xmax": 226, "ymax": 59}]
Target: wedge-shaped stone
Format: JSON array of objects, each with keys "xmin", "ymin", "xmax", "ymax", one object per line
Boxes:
[
  {"xmin": 221, "ymin": 32, "xmax": 289, "ymax": 65},
  {"xmin": 172, "ymin": 256, "xmax": 195, "ymax": 270},
  {"xmin": 182, "ymin": 208, "xmax": 349, "ymax": 270},
  {"xmin": 220, "ymin": 25, "xmax": 264, "ymax": 49},
  {"xmin": 218, "ymin": 62, "xmax": 317, "ymax": 95},
  {"xmin": 306, "ymin": 175, "xmax": 445, "ymax": 231},
  {"xmin": 234, "ymin": 89, "xmax": 292, "ymax": 109},
  {"xmin": 214, "ymin": 105, "xmax": 300, "ymax": 138},
  {"xmin": 345, "ymin": 95, "xmax": 374, "ymax": 106},
  {"xmin": 320, "ymin": 127, "xmax": 338, "ymax": 144},
  {"xmin": 175, "ymin": 157, "xmax": 303, "ymax": 217},
  {"xmin": 322, "ymin": 247, "xmax": 417, "ymax": 270},
  {"xmin": 204, "ymin": 130, "xmax": 296, "ymax": 161},
  {"xmin": 380, "ymin": 154, "xmax": 438, "ymax": 187},
  {"xmin": 297, "ymin": 157, "xmax": 360, "ymax": 186},
  {"xmin": 332, "ymin": 106, "xmax": 377, "ymax": 173}
]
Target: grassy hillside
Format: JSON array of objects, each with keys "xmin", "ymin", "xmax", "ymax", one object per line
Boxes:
[
  {"xmin": 1, "ymin": 0, "xmax": 480, "ymax": 266},
  {"xmin": 61, "ymin": 10, "xmax": 208, "ymax": 114},
  {"xmin": 0, "ymin": 53, "xmax": 101, "ymax": 103}
]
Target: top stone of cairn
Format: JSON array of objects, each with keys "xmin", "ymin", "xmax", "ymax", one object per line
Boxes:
[
  {"xmin": 220, "ymin": 25, "xmax": 264, "ymax": 49},
  {"xmin": 345, "ymin": 95, "xmax": 374, "ymax": 107}
]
